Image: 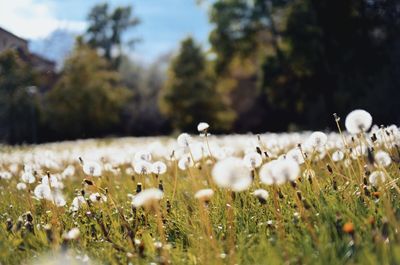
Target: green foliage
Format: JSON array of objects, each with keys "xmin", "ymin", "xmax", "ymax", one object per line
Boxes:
[
  {"xmin": 0, "ymin": 51, "xmax": 39, "ymax": 144},
  {"xmin": 259, "ymin": 0, "xmax": 400, "ymax": 128},
  {"xmin": 85, "ymin": 3, "xmax": 140, "ymax": 68},
  {"xmin": 44, "ymin": 43, "xmax": 131, "ymax": 139},
  {"xmin": 161, "ymin": 37, "xmax": 233, "ymax": 132}
]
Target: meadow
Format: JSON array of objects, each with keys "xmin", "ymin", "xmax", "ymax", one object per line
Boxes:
[{"xmin": 1, "ymin": 110, "xmax": 400, "ymax": 265}]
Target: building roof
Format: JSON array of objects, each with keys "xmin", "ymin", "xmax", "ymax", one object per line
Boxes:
[{"xmin": 0, "ymin": 26, "xmax": 28, "ymax": 44}]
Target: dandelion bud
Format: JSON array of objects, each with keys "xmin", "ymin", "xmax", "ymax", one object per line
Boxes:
[
  {"xmin": 44, "ymin": 224, "xmax": 54, "ymax": 243},
  {"xmin": 253, "ymin": 189, "xmax": 269, "ymax": 204},
  {"xmin": 83, "ymin": 179, "xmax": 94, "ymax": 186},
  {"xmin": 256, "ymin": 146, "xmax": 262, "ymax": 155},
  {"xmin": 6, "ymin": 218, "xmax": 13, "ymax": 232},
  {"xmin": 25, "ymin": 211, "xmax": 33, "ymax": 223},
  {"xmin": 367, "ymin": 148, "xmax": 375, "ymax": 165},
  {"xmin": 296, "ymin": 191, "xmax": 302, "ymax": 200},
  {"xmin": 326, "ymin": 164, "xmax": 333, "ymax": 174},
  {"xmin": 332, "ymin": 179, "xmax": 337, "ymax": 190},
  {"xmin": 381, "ymin": 218, "xmax": 389, "ymax": 240},
  {"xmin": 136, "ymin": 183, "xmax": 142, "ymax": 194},
  {"xmin": 166, "ymin": 199, "xmax": 171, "ymax": 213},
  {"xmin": 25, "ymin": 221, "xmax": 34, "ymax": 234},
  {"xmin": 363, "ymin": 185, "xmax": 370, "ymax": 197},
  {"xmin": 291, "ymin": 181, "xmax": 297, "ymax": 189},
  {"xmin": 16, "ymin": 216, "xmax": 23, "ymax": 231}
]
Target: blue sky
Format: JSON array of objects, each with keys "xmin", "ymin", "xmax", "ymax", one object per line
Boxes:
[{"xmin": 0, "ymin": 0, "xmax": 212, "ymax": 62}]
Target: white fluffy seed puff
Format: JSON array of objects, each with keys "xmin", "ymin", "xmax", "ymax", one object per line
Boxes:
[
  {"xmin": 259, "ymin": 158, "xmax": 300, "ymax": 185},
  {"xmin": 212, "ymin": 157, "xmax": 252, "ymax": 192},
  {"xmin": 131, "ymin": 188, "xmax": 164, "ymax": 208},
  {"xmin": 345, "ymin": 109, "xmax": 372, "ymax": 134},
  {"xmin": 194, "ymin": 188, "xmax": 214, "ymax": 201}
]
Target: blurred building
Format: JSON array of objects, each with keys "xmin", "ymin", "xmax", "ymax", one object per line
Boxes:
[{"xmin": 0, "ymin": 26, "xmax": 55, "ymax": 73}]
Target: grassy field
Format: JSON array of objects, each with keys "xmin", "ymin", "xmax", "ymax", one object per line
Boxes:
[{"xmin": 1, "ymin": 111, "xmax": 400, "ymax": 265}]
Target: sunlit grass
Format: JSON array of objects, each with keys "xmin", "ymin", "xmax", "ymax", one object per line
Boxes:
[{"xmin": 1, "ymin": 112, "xmax": 400, "ymax": 264}]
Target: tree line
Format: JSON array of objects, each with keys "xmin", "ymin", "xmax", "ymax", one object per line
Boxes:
[{"xmin": 0, "ymin": 0, "xmax": 399, "ymax": 144}]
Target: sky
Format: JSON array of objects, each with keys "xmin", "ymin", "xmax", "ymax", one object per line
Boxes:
[{"xmin": 0, "ymin": 0, "xmax": 212, "ymax": 62}]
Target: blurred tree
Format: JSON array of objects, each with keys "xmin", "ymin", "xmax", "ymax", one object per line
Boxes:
[
  {"xmin": 44, "ymin": 43, "xmax": 131, "ymax": 139},
  {"xmin": 0, "ymin": 51, "xmax": 39, "ymax": 144},
  {"xmin": 84, "ymin": 3, "xmax": 140, "ymax": 68},
  {"xmin": 118, "ymin": 54, "xmax": 170, "ymax": 135},
  {"xmin": 160, "ymin": 37, "xmax": 233, "ymax": 132},
  {"xmin": 260, "ymin": 0, "xmax": 400, "ymax": 128},
  {"xmin": 208, "ymin": 0, "xmax": 292, "ymax": 131}
]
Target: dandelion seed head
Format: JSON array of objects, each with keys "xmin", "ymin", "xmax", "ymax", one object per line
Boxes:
[
  {"xmin": 332, "ymin": 150, "xmax": 345, "ymax": 162},
  {"xmin": 21, "ymin": 171, "xmax": 35, "ymax": 184},
  {"xmin": 134, "ymin": 160, "xmax": 152, "ymax": 174},
  {"xmin": 345, "ymin": 109, "xmax": 372, "ymax": 134},
  {"xmin": 253, "ymin": 189, "xmax": 269, "ymax": 201},
  {"xmin": 286, "ymin": 148, "xmax": 305, "ymax": 165},
  {"xmin": 212, "ymin": 157, "xmax": 252, "ymax": 191},
  {"xmin": 34, "ymin": 184, "xmax": 52, "ymax": 200},
  {"xmin": 178, "ymin": 155, "xmax": 194, "ymax": 170},
  {"xmin": 0, "ymin": 171, "xmax": 12, "ymax": 180},
  {"xmin": 64, "ymin": 227, "xmax": 80, "ymax": 240},
  {"xmin": 82, "ymin": 161, "xmax": 102, "ymax": 177},
  {"xmin": 306, "ymin": 131, "xmax": 328, "ymax": 149},
  {"xmin": 134, "ymin": 150, "xmax": 152, "ymax": 162},
  {"xmin": 89, "ymin": 192, "xmax": 107, "ymax": 203},
  {"xmin": 259, "ymin": 158, "xmax": 299, "ymax": 185},
  {"xmin": 131, "ymin": 188, "xmax": 163, "ymax": 208},
  {"xmin": 374, "ymin": 150, "xmax": 391, "ymax": 167},
  {"xmin": 151, "ymin": 161, "xmax": 167, "ymax": 174},
  {"xmin": 194, "ymin": 188, "xmax": 214, "ymax": 200},
  {"xmin": 369, "ymin": 170, "xmax": 386, "ymax": 187},
  {"xmin": 177, "ymin": 133, "xmax": 192, "ymax": 148},
  {"xmin": 16, "ymin": 182, "xmax": 27, "ymax": 190},
  {"xmin": 197, "ymin": 122, "xmax": 210, "ymax": 132},
  {"xmin": 70, "ymin": 196, "xmax": 86, "ymax": 212},
  {"xmin": 243, "ymin": 152, "xmax": 263, "ymax": 169}
]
